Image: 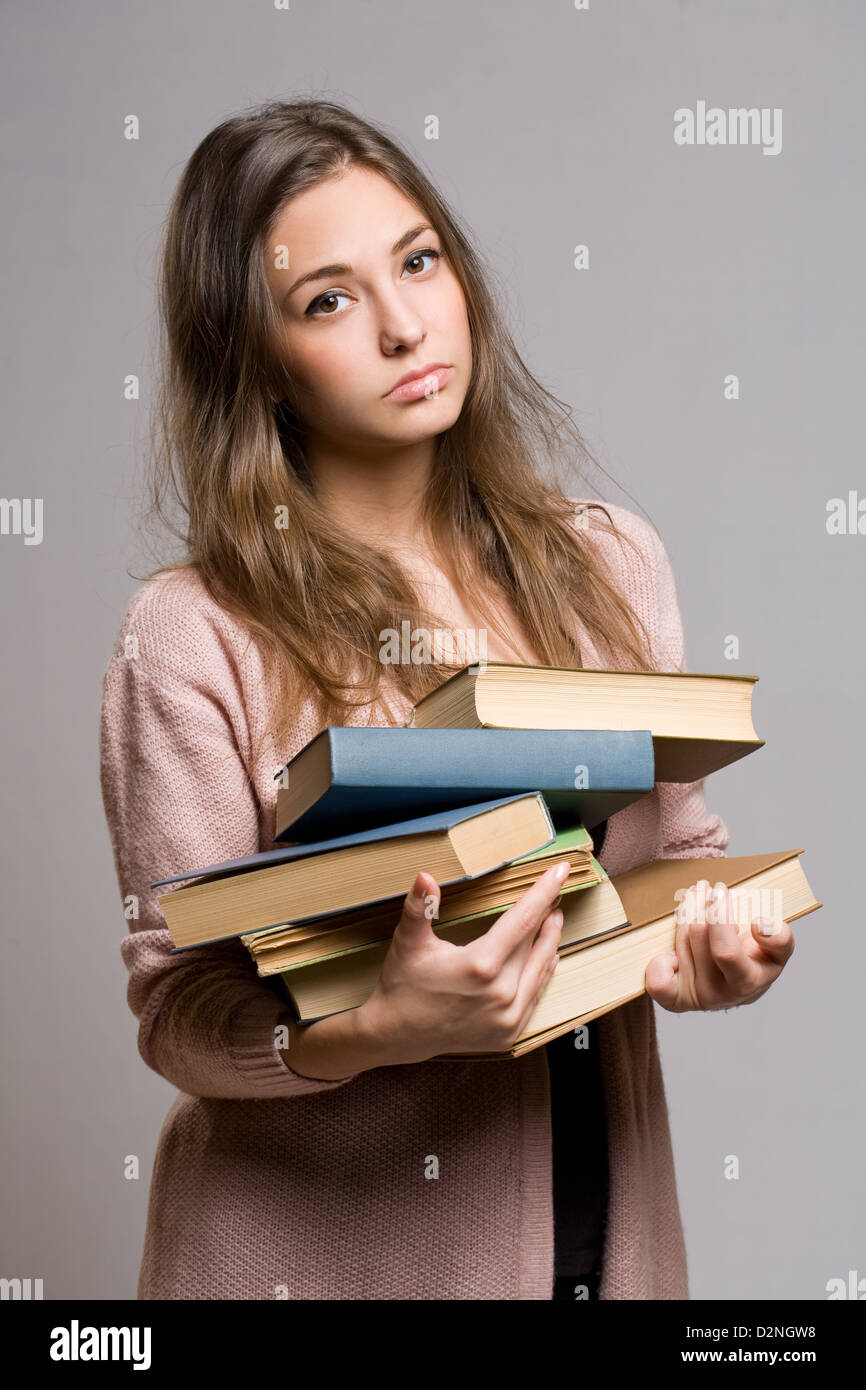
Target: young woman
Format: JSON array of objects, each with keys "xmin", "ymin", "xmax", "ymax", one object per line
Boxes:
[{"xmin": 100, "ymin": 99, "xmax": 795, "ymax": 1301}]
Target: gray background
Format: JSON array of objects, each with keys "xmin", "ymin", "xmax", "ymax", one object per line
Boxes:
[{"xmin": 1, "ymin": 0, "xmax": 862, "ymax": 1300}]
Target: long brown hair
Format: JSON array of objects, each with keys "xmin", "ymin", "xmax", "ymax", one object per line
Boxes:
[{"xmin": 144, "ymin": 98, "xmax": 659, "ymax": 767}]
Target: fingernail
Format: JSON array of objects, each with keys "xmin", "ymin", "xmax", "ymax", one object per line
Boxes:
[
  {"xmin": 758, "ymin": 916, "xmax": 782, "ymax": 936},
  {"xmin": 551, "ymin": 908, "xmax": 564, "ymax": 929},
  {"xmin": 555, "ymin": 861, "xmax": 571, "ymax": 883}
]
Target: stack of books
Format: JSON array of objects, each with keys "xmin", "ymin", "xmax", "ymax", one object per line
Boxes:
[{"xmin": 152, "ymin": 663, "xmax": 821, "ymax": 1059}]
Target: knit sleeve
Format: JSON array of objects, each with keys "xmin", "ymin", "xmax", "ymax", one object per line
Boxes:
[
  {"xmin": 99, "ymin": 589, "xmax": 359, "ymax": 1100},
  {"xmin": 647, "ymin": 524, "xmax": 730, "ymax": 861}
]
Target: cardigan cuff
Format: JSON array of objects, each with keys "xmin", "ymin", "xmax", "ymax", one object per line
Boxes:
[{"xmin": 228, "ymin": 988, "xmax": 359, "ymax": 1098}]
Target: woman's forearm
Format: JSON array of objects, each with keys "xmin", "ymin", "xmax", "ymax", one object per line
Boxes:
[{"xmin": 278, "ymin": 1004, "xmax": 391, "ymax": 1080}]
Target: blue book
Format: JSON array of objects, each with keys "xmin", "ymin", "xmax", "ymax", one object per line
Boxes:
[
  {"xmin": 151, "ymin": 792, "xmax": 557, "ymax": 951},
  {"xmin": 274, "ymin": 727, "xmax": 654, "ymax": 842}
]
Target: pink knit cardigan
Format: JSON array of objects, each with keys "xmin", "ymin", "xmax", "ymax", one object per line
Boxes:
[{"xmin": 99, "ymin": 500, "xmax": 729, "ymax": 1300}]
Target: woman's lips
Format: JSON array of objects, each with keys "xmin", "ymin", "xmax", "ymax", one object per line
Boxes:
[{"xmin": 383, "ymin": 365, "xmax": 454, "ymax": 402}]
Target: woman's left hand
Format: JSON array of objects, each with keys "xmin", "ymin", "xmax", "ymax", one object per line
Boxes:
[{"xmin": 645, "ymin": 877, "xmax": 795, "ymax": 1013}]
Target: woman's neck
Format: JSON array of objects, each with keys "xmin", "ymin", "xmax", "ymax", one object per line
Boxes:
[{"xmin": 308, "ymin": 436, "xmax": 435, "ymax": 554}]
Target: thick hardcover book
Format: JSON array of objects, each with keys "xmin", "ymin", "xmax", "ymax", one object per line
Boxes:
[
  {"xmin": 151, "ymin": 792, "xmax": 557, "ymax": 950},
  {"xmin": 278, "ymin": 850, "xmax": 821, "ymax": 1039},
  {"xmin": 444, "ymin": 849, "xmax": 821, "ymax": 1058},
  {"xmin": 274, "ymin": 726, "xmax": 654, "ymax": 841},
  {"xmin": 406, "ymin": 662, "xmax": 764, "ymax": 781},
  {"xmin": 245, "ymin": 823, "xmax": 599, "ymax": 976}
]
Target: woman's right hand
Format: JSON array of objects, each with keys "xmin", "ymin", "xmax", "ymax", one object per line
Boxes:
[{"xmin": 355, "ymin": 859, "xmax": 570, "ymax": 1063}]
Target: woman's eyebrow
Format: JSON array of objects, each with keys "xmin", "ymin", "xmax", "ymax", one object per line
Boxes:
[{"xmin": 283, "ymin": 223, "xmax": 433, "ymax": 301}]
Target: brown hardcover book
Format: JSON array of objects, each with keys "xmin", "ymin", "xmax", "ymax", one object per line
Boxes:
[
  {"xmin": 442, "ymin": 850, "xmax": 821, "ymax": 1058},
  {"xmin": 281, "ymin": 852, "xmax": 820, "ymax": 1053},
  {"xmin": 407, "ymin": 661, "xmax": 764, "ymax": 781}
]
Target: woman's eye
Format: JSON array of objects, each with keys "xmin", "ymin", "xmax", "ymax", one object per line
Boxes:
[
  {"xmin": 402, "ymin": 248, "xmax": 441, "ymax": 276},
  {"xmin": 305, "ymin": 290, "xmax": 352, "ymax": 318},
  {"xmin": 304, "ymin": 249, "xmax": 441, "ymax": 317}
]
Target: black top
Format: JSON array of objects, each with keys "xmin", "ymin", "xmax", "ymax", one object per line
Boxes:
[{"xmin": 547, "ymin": 818, "xmax": 610, "ymax": 1277}]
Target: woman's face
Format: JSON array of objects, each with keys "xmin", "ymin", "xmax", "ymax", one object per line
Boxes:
[{"xmin": 265, "ymin": 165, "xmax": 472, "ymax": 453}]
